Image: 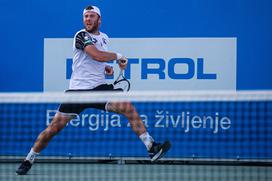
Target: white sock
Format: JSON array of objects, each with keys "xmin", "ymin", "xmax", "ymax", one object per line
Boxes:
[
  {"xmin": 25, "ymin": 148, "xmax": 39, "ymax": 164},
  {"xmin": 139, "ymin": 132, "xmax": 154, "ymax": 151}
]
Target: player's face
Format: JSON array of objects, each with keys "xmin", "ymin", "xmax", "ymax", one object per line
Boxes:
[{"xmin": 83, "ymin": 12, "xmax": 101, "ymax": 33}]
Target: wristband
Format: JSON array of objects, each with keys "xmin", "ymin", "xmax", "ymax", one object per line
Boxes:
[{"xmin": 116, "ymin": 53, "xmax": 122, "ymax": 60}]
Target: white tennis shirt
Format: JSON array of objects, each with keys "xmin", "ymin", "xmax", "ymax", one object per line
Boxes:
[{"xmin": 69, "ymin": 29, "xmax": 110, "ymax": 89}]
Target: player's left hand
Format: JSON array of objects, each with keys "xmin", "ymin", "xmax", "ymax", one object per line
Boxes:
[{"xmin": 105, "ymin": 65, "xmax": 114, "ymax": 76}]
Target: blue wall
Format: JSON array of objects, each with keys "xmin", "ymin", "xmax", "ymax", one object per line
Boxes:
[{"xmin": 0, "ymin": 0, "xmax": 271, "ymax": 92}]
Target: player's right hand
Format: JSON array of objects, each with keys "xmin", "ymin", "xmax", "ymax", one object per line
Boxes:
[{"xmin": 118, "ymin": 57, "xmax": 128, "ymax": 70}]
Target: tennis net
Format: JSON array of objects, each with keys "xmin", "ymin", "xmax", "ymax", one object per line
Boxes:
[{"xmin": 0, "ymin": 91, "xmax": 271, "ymax": 181}]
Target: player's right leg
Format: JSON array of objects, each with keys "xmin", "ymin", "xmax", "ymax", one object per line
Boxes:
[{"xmin": 16, "ymin": 112, "xmax": 74, "ymax": 175}]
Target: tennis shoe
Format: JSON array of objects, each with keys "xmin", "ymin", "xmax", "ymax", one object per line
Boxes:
[
  {"xmin": 16, "ymin": 160, "xmax": 32, "ymax": 175},
  {"xmin": 149, "ymin": 140, "xmax": 171, "ymax": 162}
]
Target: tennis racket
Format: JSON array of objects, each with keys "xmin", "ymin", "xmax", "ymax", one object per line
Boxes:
[{"xmin": 113, "ymin": 69, "xmax": 130, "ymax": 92}]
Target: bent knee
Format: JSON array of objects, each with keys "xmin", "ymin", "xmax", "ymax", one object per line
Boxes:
[
  {"xmin": 108, "ymin": 102, "xmax": 133, "ymax": 113},
  {"xmin": 120, "ymin": 102, "xmax": 135, "ymax": 114}
]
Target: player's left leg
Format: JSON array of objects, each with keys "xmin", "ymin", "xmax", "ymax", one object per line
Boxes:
[{"xmin": 106, "ymin": 101, "xmax": 171, "ymax": 162}]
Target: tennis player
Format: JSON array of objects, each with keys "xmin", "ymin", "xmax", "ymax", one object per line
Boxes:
[{"xmin": 16, "ymin": 5, "xmax": 171, "ymax": 175}]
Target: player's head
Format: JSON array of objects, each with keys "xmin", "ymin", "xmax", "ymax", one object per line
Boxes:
[{"xmin": 83, "ymin": 5, "xmax": 101, "ymax": 33}]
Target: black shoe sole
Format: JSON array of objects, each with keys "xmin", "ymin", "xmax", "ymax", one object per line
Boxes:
[{"xmin": 16, "ymin": 171, "xmax": 26, "ymax": 175}]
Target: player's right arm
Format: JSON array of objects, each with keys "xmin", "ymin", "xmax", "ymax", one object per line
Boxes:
[{"xmin": 75, "ymin": 31, "xmax": 122, "ymax": 62}]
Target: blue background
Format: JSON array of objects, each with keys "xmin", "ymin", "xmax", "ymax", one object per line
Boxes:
[{"xmin": 0, "ymin": 0, "xmax": 271, "ymax": 92}]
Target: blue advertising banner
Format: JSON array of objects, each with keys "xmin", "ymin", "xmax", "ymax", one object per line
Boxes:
[{"xmin": 1, "ymin": 100, "xmax": 271, "ymax": 159}]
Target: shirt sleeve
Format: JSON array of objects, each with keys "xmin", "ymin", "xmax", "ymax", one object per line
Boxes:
[{"xmin": 75, "ymin": 31, "xmax": 94, "ymax": 50}]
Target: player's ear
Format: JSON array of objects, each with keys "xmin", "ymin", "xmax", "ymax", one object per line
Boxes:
[{"xmin": 98, "ymin": 16, "xmax": 101, "ymax": 25}]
